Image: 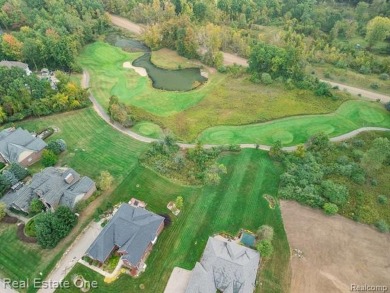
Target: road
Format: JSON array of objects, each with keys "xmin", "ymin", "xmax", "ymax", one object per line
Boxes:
[
  {"xmin": 109, "ymin": 14, "xmax": 390, "ymax": 104},
  {"xmin": 37, "ymin": 222, "xmax": 102, "ymax": 293},
  {"xmin": 82, "ymin": 71, "xmax": 389, "ymax": 151}
]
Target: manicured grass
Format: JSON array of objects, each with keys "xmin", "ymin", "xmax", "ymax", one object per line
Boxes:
[
  {"xmin": 132, "ymin": 121, "xmax": 163, "ymax": 139},
  {"xmin": 198, "ymin": 100, "xmax": 390, "ymax": 145},
  {"xmin": 0, "ymin": 225, "xmax": 43, "ymax": 281},
  {"xmin": 79, "ymin": 42, "xmax": 351, "ymax": 141},
  {"xmin": 57, "ymin": 150, "xmax": 290, "ymax": 293}
]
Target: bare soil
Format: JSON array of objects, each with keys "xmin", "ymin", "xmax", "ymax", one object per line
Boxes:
[{"xmin": 280, "ymin": 200, "xmax": 390, "ymax": 293}]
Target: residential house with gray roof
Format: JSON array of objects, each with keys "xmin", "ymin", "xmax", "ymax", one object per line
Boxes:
[
  {"xmin": 0, "ymin": 128, "xmax": 47, "ymax": 167},
  {"xmin": 85, "ymin": 203, "xmax": 164, "ymax": 276},
  {"xmin": 0, "ymin": 60, "xmax": 32, "ymax": 75},
  {"xmin": 185, "ymin": 236, "xmax": 260, "ymax": 293},
  {"xmin": 0, "ymin": 167, "xmax": 96, "ymax": 213}
]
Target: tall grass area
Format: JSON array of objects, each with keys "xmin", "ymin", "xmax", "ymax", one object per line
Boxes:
[
  {"xmin": 56, "ymin": 150, "xmax": 290, "ymax": 293},
  {"xmin": 79, "ymin": 42, "xmax": 351, "ymax": 141},
  {"xmin": 198, "ymin": 100, "xmax": 390, "ymax": 145}
]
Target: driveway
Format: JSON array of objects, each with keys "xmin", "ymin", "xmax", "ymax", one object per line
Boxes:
[{"xmin": 37, "ymin": 222, "xmax": 103, "ymax": 293}]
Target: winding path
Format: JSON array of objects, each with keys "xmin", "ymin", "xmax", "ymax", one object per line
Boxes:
[{"xmin": 82, "ymin": 71, "xmax": 389, "ymax": 152}]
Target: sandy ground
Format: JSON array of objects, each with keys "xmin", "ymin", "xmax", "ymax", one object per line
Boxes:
[
  {"xmin": 164, "ymin": 267, "xmax": 192, "ymax": 293},
  {"xmin": 280, "ymin": 200, "xmax": 390, "ymax": 293},
  {"xmin": 110, "ymin": 14, "xmax": 143, "ymax": 35},
  {"xmin": 123, "ymin": 61, "xmax": 147, "ymax": 76}
]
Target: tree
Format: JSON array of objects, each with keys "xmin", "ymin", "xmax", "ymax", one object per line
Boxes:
[
  {"xmin": 48, "ymin": 139, "xmax": 67, "ymax": 155},
  {"xmin": 269, "ymin": 141, "xmax": 284, "ymax": 160},
  {"xmin": 323, "ymin": 203, "xmax": 338, "ymax": 215},
  {"xmin": 256, "ymin": 239, "xmax": 274, "ymax": 258},
  {"xmin": 256, "ymin": 225, "xmax": 274, "ymax": 241},
  {"xmin": 294, "ymin": 144, "xmax": 306, "ymax": 158},
  {"xmin": 98, "ymin": 171, "xmax": 114, "ymax": 191},
  {"xmin": 0, "ymin": 203, "xmax": 6, "ymax": 221},
  {"xmin": 2, "ymin": 170, "xmax": 18, "ymax": 186},
  {"xmin": 307, "ymin": 133, "xmax": 330, "ymax": 152},
  {"xmin": 204, "ymin": 164, "xmax": 227, "ymax": 185},
  {"xmin": 8, "ymin": 163, "xmax": 28, "ymax": 181},
  {"xmin": 30, "ymin": 199, "xmax": 45, "ymax": 215},
  {"xmin": 175, "ymin": 196, "xmax": 184, "ymax": 209},
  {"xmin": 365, "ymin": 16, "xmax": 390, "ymax": 48},
  {"xmin": 361, "ymin": 137, "xmax": 390, "ymax": 172},
  {"xmin": 41, "ymin": 149, "xmax": 58, "ymax": 167},
  {"xmin": 321, "ymin": 180, "xmax": 348, "ymax": 205}
]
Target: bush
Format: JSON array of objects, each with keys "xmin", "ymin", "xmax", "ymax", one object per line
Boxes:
[
  {"xmin": 2, "ymin": 170, "xmax": 18, "ymax": 185},
  {"xmin": 375, "ymin": 220, "xmax": 389, "ymax": 233},
  {"xmin": 97, "ymin": 171, "xmax": 114, "ymax": 191},
  {"xmin": 41, "ymin": 149, "xmax": 58, "ymax": 167},
  {"xmin": 256, "ymin": 240, "xmax": 274, "ymax": 258},
  {"xmin": 385, "ymin": 102, "xmax": 390, "ymax": 111},
  {"xmin": 0, "ymin": 202, "xmax": 6, "ymax": 221},
  {"xmin": 261, "ymin": 73, "xmax": 273, "ymax": 85},
  {"xmin": 47, "ymin": 139, "xmax": 67, "ymax": 155},
  {"xmin": 256, "ymin": 225, "xmax": 274, "ymax": 241},
  {"xmin": 8, "ymin": 163, "xmax": 29, "ymax": 181},
  {"xmin": 369, "ymin": 83, "xmax": 379, "ymax": 90},
  {"xmin": 379, "ymin": 73, "xmax": 389, "ymax": 80},
  {"xmin": 377, "ymin": 195, "xmax": 388, "ymax": 205},
  {"xmin": 30, "ymin": 199, "xmax": 45, "ymax": 215},
  {"xmin": 25, "ymin": 218, "xmax": 37, "ymax": 237},
  {"xmin": 321, "ymin": 180, "xmax": 349, "ymax": 205},
  {"xmin": 323, "ymin": 203, "xmax": 338, "ymax": 215},
  {"xmin": 359, "ymin": 65, "xmax": 371, "ymax": 74}
]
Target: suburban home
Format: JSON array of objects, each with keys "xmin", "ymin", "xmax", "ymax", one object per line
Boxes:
[
  {"xmin": 0, "ymin": 60, "xmax": 32, "ymax": 75},
  {"xmin": 85, "ymin": 203, "xmax": 164, "ymax": 276},
  {"xmin": 0, "ymin": 128, "xmax": 47, "ymax": 167},
  {"xmin": 183, "ymin": 236, "xmax": 260, "ymax": 293},
  {"xmin": 0, "ymin": 167, "xmax": 96, "ymax": 213}
]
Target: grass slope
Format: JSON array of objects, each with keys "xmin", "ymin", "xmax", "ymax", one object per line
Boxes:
[
  {"xmin": 79, "ymin": 42, "xmax": 350, "ymax": 141},
  {"xmin": 57, "ymin": 150, "xmax": 290, "ymax": 293},
  {"xmin": 198, "ymin": 100, "xmax": 390, "ymax": 145}
]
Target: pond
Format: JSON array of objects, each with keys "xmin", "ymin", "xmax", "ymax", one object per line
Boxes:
[{"xmin": 106, "ymin": 33, "xmax": 207, "ymax": 91}]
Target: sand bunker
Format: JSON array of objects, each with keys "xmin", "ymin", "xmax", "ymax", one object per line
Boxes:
[{"xmin": 123, "ymin": 61, "xmax": 147, "ymax": 77}]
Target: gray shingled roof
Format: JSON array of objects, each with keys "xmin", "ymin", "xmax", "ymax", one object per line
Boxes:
[
  {"xmin": 0, "ymin": 167, "xmax": 95, "ymax": 212},
  {"xmin": 0, "ymin": 128, "xmax": 47, "ymax": 163},
  {"xmin": 185, "ymin": 237, "xmax": 260, "ymax": 293},
  {"xmin": 0, "ymin": 60, "xmax": 29, "ymax": 70},
  {"xmin": 86, "ymin": 204, "xmax": 164, "ymax": 266}
]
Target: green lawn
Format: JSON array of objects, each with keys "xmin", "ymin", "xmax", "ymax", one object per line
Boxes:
[
  {"xmin": 56, "ymin": 150, "xmax": 290, "ymax": 293},
  {"xmin": 79, "ymin": 41, "xmax": 350, "ymax": 142},
  {"xmin": 198, "ymin": 100, "xmax": 390, "ymax": 145},
  {"xmin": 132, "ymin": 121, "xmax": 163, "ymax": 139}
]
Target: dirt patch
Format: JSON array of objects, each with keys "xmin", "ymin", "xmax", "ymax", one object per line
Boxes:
[
  {"xmin": 1, "ymin": 215, "xmax": 18, "ymax": 224},
  {"xmin": 123, "ymin": 61, "xmax": 147, "ymax": 77},
  {"xmin": 281, "ymin": 200, "xmax": 390, "ymax": 293}
]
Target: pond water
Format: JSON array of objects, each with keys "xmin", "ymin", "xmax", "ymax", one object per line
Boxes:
[{"xmin": 106, "ymin": 34, "xmax": 207, "ymax": 91}]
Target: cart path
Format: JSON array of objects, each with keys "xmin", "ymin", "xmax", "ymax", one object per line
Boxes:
[
  {"xmin": 109, "ymin": 14, "xmax": 390, "ymax": 104},
  {"xmin": 82, "ymin": 71, "xmax": 390, "ymax": 151}
]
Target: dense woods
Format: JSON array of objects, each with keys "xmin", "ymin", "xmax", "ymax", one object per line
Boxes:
[{"xmin": 0, "ymin": 0, "xmax": 109, "ymax": 71}]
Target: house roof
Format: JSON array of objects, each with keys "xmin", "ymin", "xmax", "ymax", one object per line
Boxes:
[
  {"xmin": 86, "ymin": 204, "xmax": 164, "ymax": 265},
  {"xmin": 185, "ymin": 237, "xmax": 260, "ymax": 293},
  {"xmin": 0, "ymin": 167, "xmax": 95, "ymax": 212},
  {"xmin": 0, "ymin": 60, "xmax": 29, "ymax": 70},
  {"xmin": 0, "ymin": 128, "xmax": 47, "ymax": 163}
]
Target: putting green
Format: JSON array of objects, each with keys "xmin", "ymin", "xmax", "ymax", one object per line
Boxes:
[
  {"xmin": 198, "ymin": 100, "xmax": 390, "ymax": 145},
  {"xmin": 132, "ymin": 121, "xmax": 163, "ymax": 138}
]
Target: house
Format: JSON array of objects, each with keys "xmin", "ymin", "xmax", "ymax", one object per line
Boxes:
[
  {"xmin": 85, "ymin": 203, "xmax": 164, "ymax": 276},
  {"xmin": 0, "ymin": 128, "xmax": 47, "ymax": 167},
  {"xmin": 0, "ymin": 60, "xmax": 32, "ymax": 75},
  {"xmin": 184, "ymin": 236, "xmax": 260, "ymax": 293},
  {"xmin": 0, "ymin": 167, "xmax": 96, "ymax": 213}
]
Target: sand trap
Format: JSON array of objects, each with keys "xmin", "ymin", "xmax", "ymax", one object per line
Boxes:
[{"xmin": 123, "ymin": 61, "xmax": 147, "ymax": 77}]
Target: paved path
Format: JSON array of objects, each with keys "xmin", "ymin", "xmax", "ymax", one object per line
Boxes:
[
  {"xmin": 37, "ymin": 222, "xmax": 103, "ymax": 293},
  {"xmin": 82, "ymin": 72, "xmax": 389, "ymax": 152},
  {"xmin": 108, "ymin": 14, "xmax": 390, "ymax": 104}
]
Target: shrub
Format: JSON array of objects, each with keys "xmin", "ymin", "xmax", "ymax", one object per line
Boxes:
[
  {"xmin": 385, "ymin": 102, "xmax": 390, "ymax": 111},
  {"xmin": 323, "ymin": 203, "xmax": 338, "ymax": 215},
  {"xmin": 175, "ymin": 196, "xmax": 184, "ymax": 209},
  {"xmin": 261, "ymin": 73, "xmax": 273, "ymax": 85},
  {"xmin": 369, "ymin": 83, "xmax": 379, "ymax": 90},
  {"xmin": 377, "ymin": 195, "xmax": 388, "ymax": 205},
  {"xmin": 25, "ymin": 218, "xmax": 37, "ymax": 237},
  {"xmin": 41, "ymin": 149, "xmax": 58, "ymax": 167},
  {"xmin": 256, "ymin": 225, "xmax": 274, "ymax": 241},
  {"xmin": 359, "ymin": 65, "xmax": 371, "ymax": 74},
  {"xmin": 30, "ymin": 199, "xmax": 45, "ymax": 215},
  {"xmin": 375, "ymin": 220, "xmax": 389, "ymax": 233},
  {"xmin": 256, "ymin": 240, "xmax": 274, "ymax": 258},
  {"xmin": 2, "ymin": 170, "xmax": 18, "ymax": 185},
  {"xmin": 379, "ymin": 73, "xmax": 389, "ymax": 80},
  {"xmin": 8, "ymin": 163, "xmax": 29, "ymax": 181},
  {"xmin": 321, "ymin": 180, "xmax": 349, "ymax": 205},
  {"xmin": 47, "ymin": 139, "xmax": 67, "ymax": 155},
  {"xmin": 97, "ymin": 171, "xmax": 114, "ymax": 191}
]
